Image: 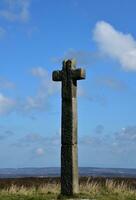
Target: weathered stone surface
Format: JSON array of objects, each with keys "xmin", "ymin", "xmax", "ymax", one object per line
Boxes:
[
  {"xmin": 61, "ymin": 96, "xmax": 77, "ymax": 145},
  {"xmin": 61, "ymin": 144, "xmax": 79, "ymax": 195},
  {"xmin": 52, "ymin": 59, "xmax": 85, "ymax": 196}
]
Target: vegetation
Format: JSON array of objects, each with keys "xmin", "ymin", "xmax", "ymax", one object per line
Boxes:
[{"xmin": 0, "ymin": 177, "xmax": 136, "ymax": 199}]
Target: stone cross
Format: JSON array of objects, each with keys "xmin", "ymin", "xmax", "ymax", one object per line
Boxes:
[{"xmin": 52, "ymin": 59, "xmax": 86, "ymax": 196}]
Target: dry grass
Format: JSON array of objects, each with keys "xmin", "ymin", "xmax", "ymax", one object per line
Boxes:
[
  {"xmin": 0, "ymin": 183, "xmax": 60, "ymax": 195},
  {"xmin": 0, "ymin": 178, "xmax": 136, "ymax": 199},
  {"xmin": 80, "ymin": 180, "xmax": 100, "ymax": 194}
]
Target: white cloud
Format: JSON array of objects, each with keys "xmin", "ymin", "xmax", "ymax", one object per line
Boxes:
[
  {"xmin": 93, "ymin": 21, "xmax": 136, "ymax": 71},
  {"xmin": 0, "ymin": 0, "xmax": 31, "ymax": 22},
  {"xmin": 0, "ymin": 93, "xmax": 16, "ymax": 115},
  {"xmin": 36, "ymin": 148, "xmax": 44, "ymax": 156}
]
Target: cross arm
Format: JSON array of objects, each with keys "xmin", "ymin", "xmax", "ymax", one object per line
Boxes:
[
  {"xmin": 72, "ymin": 68, "xmax": 86, "ymax": 80},
  {"xmin": 52, "ymin": 70, "xmax": 62, "ymax": 81}
]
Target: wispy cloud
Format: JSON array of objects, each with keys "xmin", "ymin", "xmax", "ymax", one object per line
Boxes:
[
  {"xmin": 0, "ymin": 67, "xmax": 60, "ymax": 116},
  {"xmin": 0, "ymin": 27, "xmax": 6, "ymax": 39},
  {"xmin": 94, "ymin": 124, "xmax": 104, "ymax": 134},
  {"xmin": 0, "ymin": 93, "xmax": 16, "ymax": 115},
  {"xmin": 0, "ymin": 77, "xmax": 15, "ymax": 89},
  {"xmin": 0, "ymin": 78, "xmax": 16, "ymax": 116},
  {"xmin": 83, "ymin": 93, "xmax": 107, "ymax": 106},
  {"xmin": 31, "ymin": 67, "xmax": 48, "ymax": 78},
  {"xmin": 13, "ymin": 132, "xmax": 60, "ymax": 148},
  {"xmin": 79, "ymin": 125, "xmax": 110, "ymax": 147},
  {"xmin": 93, "ymin": 21, "xmax": 136, "ymax": 71},
  {"xmin": 22, "ymin": 67, "xmax": 60, "ymax": 113},
  {"xmin": 0, "ymin": 127, "xmax": 14, "ymax": 140},
  {"xmin": 0, "ymin": 0, "xmax": 31, "ymax": 22},
  {"xmin": 115, "ymin": 126, "xmax": 136, "ymax": 144},
  {"xmin": 53, "ymin": 49, "xmax": 102, "ymax": 67},
  {"xmin": 94, "ymin": 76, "xmax": 127, "ymax": 91},
  {"xmin": 35, "ymin": 147, "xmax": 44, "ymax": 156},
  {"xmin": 79, "ymin": 125, "xmax": 136, "ymax": 155}
]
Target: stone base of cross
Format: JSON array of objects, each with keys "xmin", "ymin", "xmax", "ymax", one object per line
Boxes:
[{"xmin": 52, "ymin": 59, "xmax": 86, "ymax": 196}]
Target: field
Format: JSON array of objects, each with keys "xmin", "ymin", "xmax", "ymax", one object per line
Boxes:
[{"xmin": 0, "ymin": 177, "xmax": 136, "ymax": 199}]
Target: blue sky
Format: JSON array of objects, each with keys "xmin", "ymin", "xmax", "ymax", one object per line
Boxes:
[{"xmin": 0, "ymin": 0, "xmax": 136, "ymax": 168}]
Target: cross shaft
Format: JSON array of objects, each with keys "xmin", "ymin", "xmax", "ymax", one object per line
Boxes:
[{"xmin": 52, "ymin": 59, "xmax": 85, "ymax": 196}]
